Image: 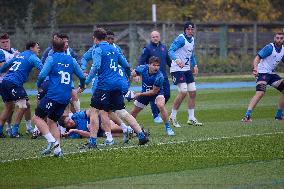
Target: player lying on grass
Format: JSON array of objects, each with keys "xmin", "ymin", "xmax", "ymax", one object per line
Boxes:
[{"xmin": 59, "ymin": 109, "xmax": 134, "ymax": 144}]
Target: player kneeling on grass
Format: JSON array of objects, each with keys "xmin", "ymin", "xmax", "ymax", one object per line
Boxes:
[
  {"xmin": 131, "ymin": 56, "xmax": 175, "ymax": 136},
  {"xmin": 32, "ymin": 38, "xmax": 85, "ymax": 157},
  {"xmin": 242, "ymin": 32, "xmax": 284, "ymax": 122}
]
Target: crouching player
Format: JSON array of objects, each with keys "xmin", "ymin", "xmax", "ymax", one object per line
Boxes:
[
  {"xmin": 131, "ymin": 56, "xmax": 175, "ymax": 136},
  {"xmin": 32, "ymin": 38, "xmax": 85, "ymax": 157}
]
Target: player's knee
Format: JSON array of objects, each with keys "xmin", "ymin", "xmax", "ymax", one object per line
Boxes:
[
  {"xmin": 15, "ymin": 99, "xmax": 27, "ymax": 109},
  {"xmin": 276, "ymin": 80, "xmax": 284, "ymax": 92},
  {"xmin": 115, "ymin": 109, "xmax": 129, "ymax": 119},
  {"xmin": 187, "ymin": 82, "xmax": 196, "ymax": 92},
  {"xmin": 256, "ymin": 83, "xmax": 267, "ymax": 92},
  {"xmin": 177, "ymin": 83, "xmax": 187, "ymax": 93}
]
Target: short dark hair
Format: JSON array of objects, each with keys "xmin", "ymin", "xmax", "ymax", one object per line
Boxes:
[
  {"xmin": 148, "ymin": 56, "xmax": 160, "ymax": 64},
  {"xmin": 52, "ymin": 32, "xmax": 60, "ymax": 38},
  {"xmin": 52, "ymin": 38, "xmax": 65, "ymax": 52},
  {"xmin": 59, "ymin": 33, "xmax": 69, "ymax": 39},
  {"xmin": 184, "ymin": 21, "xmax": 194, "ymax": 32},
  {"xmin": 275, "ymin": 32, "xmax": 284, "ymax": 36},
  {"xmin": 0, "ymin": 33, "xmax": 9, "ymax": 40},
  {"xmin": 93, "ymin": 28, "xmax": 107, "ymax": 40},
  {"xmin": 106, "ymin": 30, "xmax": 114, "ymax": 36},
  {"xmin": 58, "ymin": 115, "xmax": 68, "ymax": 128},
  {"xmin": 26, "ymin": 41, "xmax": 38, "ymax": 50}
]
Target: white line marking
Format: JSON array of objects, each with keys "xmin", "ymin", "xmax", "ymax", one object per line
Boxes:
[{"xmin": 1, "ymin": 131, "xmax": 284, "ymax": 163}]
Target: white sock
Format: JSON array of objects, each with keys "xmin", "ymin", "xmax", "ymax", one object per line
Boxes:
[
  {"xmin": 54, "ymin": 142, "xmax": 61, "ymax": 154},
  {"xmin": 43, "ymin": 133, "xmax": 56, "ymax": 143},
  {"xmin": 33, "ymin": 125, "xmax": 39, "ymax": 132},
  {"xmin": 188, "ymin": 109, "xmax": 195, "ymax": 120},
  {"xmin": 105, "ymin": 132, "xmax": 113, "ymax": 141},
  {"xmin": 25, "ymin": 120, "xmax": 33, "ymax": 130},
  {"xmin": 120, "ymin": 123, "xmax": 128, "ymax": 133},
  {"xmin": 5, "ymin": 123, "xmax": 11, "ymax": 130},
  {"xmin": 171, "ymin": 109, "xmax": 177, "ymax": 119},
  {"xmin": 73, "ymin": 99, "xmax": 80, "ymax": 112}
]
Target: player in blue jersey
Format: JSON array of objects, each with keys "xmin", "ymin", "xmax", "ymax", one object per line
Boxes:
[
  {"xmin": 84, "ymin": 28, "xmax": 148, "ymax": 148},
  {"xmin": 131, "ymin": 56, "xmax": 175, "ymax": 136},
  {"xmin": 59, "ymin": 110, "xmax": 133, "ymax": 142},
  {"xmin": 0, "ymin": 34, "xmax": 35, "ymax": 136},
  {"xmin": 0, "ymin": 41, "xmax": 43, "ymax": 138},
  {"xmin": 168, "ymin": 21, "xmax": 202, "ymax": 127},
  {"xmin": 32, "ymin": 38, "xmax": 85, "ymax": 157},
  {"xmin": 138, "ymin": 31, "xmax": 172, "ymax": 124},
  {"xmin": 41, "ymin": 33, "xmax": 60, "ymax": 63},
  {"xmin": 242, "ymin": 32, "xmax": 284, "ymax": 122}
]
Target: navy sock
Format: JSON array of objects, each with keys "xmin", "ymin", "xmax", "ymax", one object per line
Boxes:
[
  {"xmin": 275, "ymin": 109, "xmax": 283, "ymax": 118},
  {"xmin": 137, "ymin": 131, "xmax": 145, "ymax": 140},
  {"xmin": 0, "ymin": 125, "xmax": 3, "ymax": 134},
  {"xmin": 165, "ymin": 122, "xmax": 170, "ymax": 129},
  {"xmin": 88, "ymin": 137, "xmax": 97, "ymax": 145},
  {"xmin": 245, "ymin": 110, "xmax": 252, "ymax": 117},
  {"xmin": 12, "ymin": 124, "xmax": 19, "ymax": 135}
]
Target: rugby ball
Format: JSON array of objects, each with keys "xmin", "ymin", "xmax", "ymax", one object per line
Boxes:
[{"xmin": 125, "ymin": 90, "xmax": 135, "ymax": 102}]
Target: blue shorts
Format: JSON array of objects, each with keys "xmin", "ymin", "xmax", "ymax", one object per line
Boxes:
[
  {"xmin": 0, "ymin": 80, "xmax": 28, "ymax": 103},
  {"xmin": 91, "ymin": 89, "xmax": 125, "ymax": 112},
  {"xmin": 256, "ymin": 73, "xmax": 282, "ymax": 85},
  {"xmin": 135, "ymin": 94, "xmax": 163, "ymax": 108},
  {"xmin": 171, "ymin": 70, "xmax": 195, "ymax": 85},
  {"xmin": 35, "ymin": 97, "xmax": 68, "ymax": 122}
]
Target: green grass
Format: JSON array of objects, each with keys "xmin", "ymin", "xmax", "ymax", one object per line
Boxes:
[{"xmin": 0, "ymin": 87, "xmax": 284, "ymax": 189}]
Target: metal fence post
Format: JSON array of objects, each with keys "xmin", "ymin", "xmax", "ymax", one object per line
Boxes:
[{"xmin": 219, "ymin": 24, "xmax": 228, "ymax": 59}]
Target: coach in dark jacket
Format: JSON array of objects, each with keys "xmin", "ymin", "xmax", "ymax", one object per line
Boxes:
[{"xmin": 138, "ymin": 31, "xmax": 171, "ymax": 123}]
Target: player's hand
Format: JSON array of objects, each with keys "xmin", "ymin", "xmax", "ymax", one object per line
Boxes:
[
  {"xmin": 134, "ymin": 92, "xmax": 141, "ymax": 99},
  {"xmin": 252, "ymin": 68, "xmax": 258, "ymax": 76},
  {"xmin": 13, "ymin": 51, "xmax": 20, "ymax": 56},
  {"xmin": 83, "ymin": 71, "xmax": 88, "ymax": 77},
  {"xmin": 77, "ymin": 86, "xmax": 85, "ymax": 93},
  {"xmin": 193, "ymin": 66, "xmax": 199, "ymax": 76},
  {"xmin": 134, "ymin": 76, "xmax": 141, "ymax": 83},
  {"xmin": 175, "ymin": 59, "xmax": 184, "ymax": 68}
]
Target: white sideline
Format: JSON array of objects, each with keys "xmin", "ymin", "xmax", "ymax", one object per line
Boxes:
[{"xmin": 1, "ymin": 131, "xmax": 284, "ymax": 164}]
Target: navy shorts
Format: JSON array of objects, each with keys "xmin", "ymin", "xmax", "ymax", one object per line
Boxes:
[
  {"xmin": 171, "ymin": 70, "xmax": 195, "ymax": 85},
  {"xmin": 0, "ymin": 80, "xmax": 28, "ymax": 103},
  {"xmin": 35, "ymin": 97, "xmax": 68, "ymax": 122},
  {"xmin": 37, "ymin": 80, "xmax": 49, "ymax": 101},
  {"xmin": 91, "ymin": 89, "xmax": 125, "ymax": 112},
  {"xmin": 135, "ymin": 94, "xmax": 163, "ymax": 108},
  {"xmin": 256, "ymin": 73, "xmax": 282, "ymax": 85}
]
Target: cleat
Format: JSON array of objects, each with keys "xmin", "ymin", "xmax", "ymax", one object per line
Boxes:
[
  {"xmin": 6, "ymin": 128, "xmax": 12, "ymax": 136},
  {"xmin": 138, "ymin": 137, "xmax": 149, "ymax": 145},
  {"xmin": 10, "ymin": 133, "xmax": 22, "ymax": 138},
  {"xmin": 0, "ymin": 133, "xmax": 6, "ymax": 138},
  {"xmin": 169, "ymin": 116, "xmax": 181, "ymax": 128},
  {"xmin": 123, "ymin": 131, "xmax": 129, "ymax": 144},
  {"xmin": 275, "ymin": 116, "xmax": 284, "ymax": 121},
  {"xmin": 241, "ymin": 116, "xmax": 252, "ymax": 123},
  {"xmin": 26, "ymin": 128, "xmax": 34, "ymax": 135},
  {"xmin": 166, "ymin": 127, "xmax": 175, "ymax": 136},
  {"xmin": 79, "ymin": 143, "xmax": 97, "ymax": 150},
  {"xmin": 187, "ymin": 118, "xmax": 203, "ymax": 126},
  {"xmin": 54, "ymin": 151, "xmax": 64, "ymax": 158},
  {"xmin": 104, "ymin": 139, "xmax": 115, "ymax": 146},
  {"xmin": 153, "ymin": 115, "xmax": 163, "ymax": 123},
  {"xmin": 41, "ymin": 142, "xmax": 59, "ymax": 155},
  {"xmin": 31, "ymin": 130, "xmax": 41, "ymax": 139},
  {"xmin": 141, "ymin": 127, "xmax": 150, "ymax": 137}
]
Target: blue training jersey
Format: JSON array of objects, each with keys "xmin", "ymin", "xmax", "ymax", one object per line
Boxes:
[
  {"xmin": 37, "ymin": 52, "xmax": 85, "ymax": 104},
  {"xmin": 69, "ymin": 111, "xmax": 90, "ymax": 139},
  {"xmin": 0, "ymin": 50, "xmax": 42, "ymax": 86},
  {"xmin": 135, "ymin": 64, "xmax": 164, "ymax": 93},
  {"xmin": 86, "ymin": 41, "xmax": 129, "ymax": 91}
]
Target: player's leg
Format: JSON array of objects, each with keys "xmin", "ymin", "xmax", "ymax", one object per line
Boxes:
[
  {"xmin": 109, "ymin": 111, "xmax": 130, "ymax": 143},
  {"xmin": 242, "ymin": 81, "xmax": 267, "ymax": 122},
  {"xmin": 187, "ymin": 82, "xmax": 202, "ymax": 126},
  {"xmin": 71, "ymin": 89, "xmax": 80, "ymax": 112},
  {"xmin": 156, "ymin": 95, "xmax": 175, "ymax": 136},
  {"xmin": 273, "ymin": 78, "xmax": 284, "ymax": 120},
  {"xmin": 32, "ymin": 97, "xmax": 58, "ymax": 155},
  {"xmin": 0, "ymin": 101, "xmax": 14, "ymax": 137},
  {"xmin": 11, "ymin": 99, "xmax": 28, "ymax": 137},
  {"xmin": 24, "ymin": 101, "xmax": 34, "ymax": 134}
]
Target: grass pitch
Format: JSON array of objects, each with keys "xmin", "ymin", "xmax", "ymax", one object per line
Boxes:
[{"xmin": 0, "ymin": 86, "xmax": 283, "ymax": 189}]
